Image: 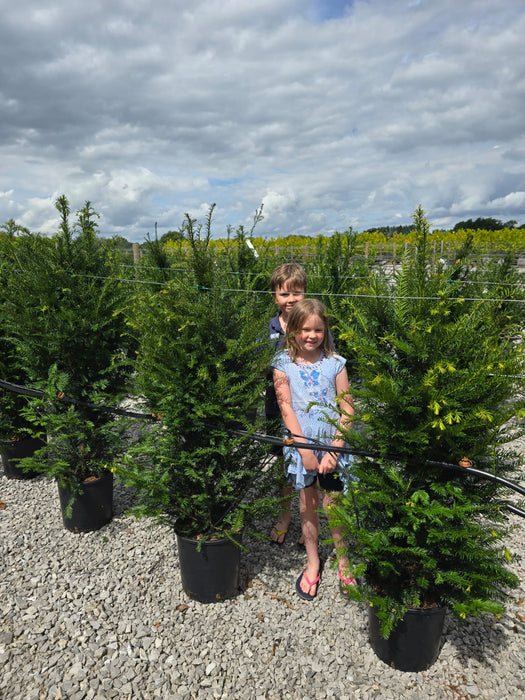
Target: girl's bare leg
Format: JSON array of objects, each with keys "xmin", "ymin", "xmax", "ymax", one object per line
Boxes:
[
  {"xmin": 298, "ymin": 485, "xmax": 321, "ymax": 595},
  {"xmin": 323, "ymin": 491, "xmax": 352, "ymax": 579},
  {"xmin": 270, "ymin": 458, "xmax": 304, "ymax": 545},
  {"xmin": 270, "ymin": 482, "xmax": 293, "ymax": 543}
]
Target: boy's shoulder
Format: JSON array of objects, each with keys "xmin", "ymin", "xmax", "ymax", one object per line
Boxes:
[
  {"xmin": 269, "ymin": 312, "xmax": 283, "ymax": 341},
  {"xmin": 269, "ymin": 311, "xmax": 282, "ymax": 329}
]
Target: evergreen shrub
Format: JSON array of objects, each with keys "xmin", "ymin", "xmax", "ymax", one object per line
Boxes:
[
  {"xmin": 119, "ymin": 206, "xmax": 279, "ymax": 541},
  {"xmin": 0, "ymin": 197, "xmax": 133, "ymax": 500},
  {"xmin": 331, "ymin": 206, "xmax": 525, "ymax": 637}
]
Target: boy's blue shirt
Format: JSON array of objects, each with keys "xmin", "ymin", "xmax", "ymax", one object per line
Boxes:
[
  {"xmin": 265, "ymin": 313, "xmax": 286, "ymax": 418},
  {"xmin": 269, "ymin": 312, "xmax": 285, "ymax": 348}
]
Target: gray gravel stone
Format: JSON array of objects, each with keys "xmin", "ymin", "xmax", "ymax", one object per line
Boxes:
[{"xmin": 1, "ymin": 467, "xmax": 524, "ymax": 699}]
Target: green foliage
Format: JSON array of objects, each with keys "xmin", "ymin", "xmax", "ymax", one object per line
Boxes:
[
  {"xmin": 305, "ymin": 230, "xmax": 375, "ymax": 372},
  {"xmin": 308, "ymin": 230, "xmax": 359, "ymax": 298},
  {"xmin": 453, "ymin": 217, "xmax": 517, "ymax": 232},
  {"xmin": 140, "ymin": 229, "xmax": 173, "ymax": 283},
  {"xmin": 355, "ymin": 226, "xmax": 525, "ymax": 252},
  {"xmin": 338, "ymin": 206, "xmax": 525, "ymax": 466},
  {"xmin": 218, "ymin": 204, "xmax": 265, "ymax": 286},
  {"xmin": 331, "ymin": 205, "xmax": 525, "ymax": 637},
  {"xmin": 160, "ymin": 228, "xmax": 185, "ymax": 245},
  {"xmin": 0, "ymin": 197, "xmax": 133, "ymax": 485},
  {"xmin": 0, "ymin": 226, "xmax": 42, "ymax": 440},
  {"xmin": 0, "ymin": 219, "xmax": 30, "ymax": 237},
  {"xmin": 333, "ymin": 460, "xmax": 520, "ymax": 638},
  {"xmin": 181, "ymin": 203, "xmax": 217, "ymax": 290},
  {"xmin": 0, "ymin": 351, "xmax": 33, "ymax": 441},
  {"xmin": 17, "ymin": 366, "xmax": 128, "ymax": 508},
  {"xmin": 120, "ymin": 207, "xmax": 278, "ymax": 540}
]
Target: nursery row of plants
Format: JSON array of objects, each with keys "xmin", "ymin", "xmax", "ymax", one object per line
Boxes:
[
  {"xmin": 1, "ymin": 198, "xmax": 525, "ymax": 670},
  {"xmin": 151, "ymin": 208, "xmax": 525, "ymax": 261}
]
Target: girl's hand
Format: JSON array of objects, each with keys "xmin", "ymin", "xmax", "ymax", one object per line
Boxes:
[
  {"xmin": 300, "ymin": 450, "xmax": 319, "ymax": 472},
  {"xmin": 318, "ymin": 453, "xmax": 337, "ymax": 474}
]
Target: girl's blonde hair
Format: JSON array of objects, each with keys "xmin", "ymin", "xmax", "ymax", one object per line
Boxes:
[{"xmin": 286, "ymin": 298, "xmax": 333, "ymax": 362}]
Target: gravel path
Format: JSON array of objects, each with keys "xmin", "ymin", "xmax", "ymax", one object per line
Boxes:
[{"xmin": 1, "ymin": 469, "xmax": 524, "ymax": 700}]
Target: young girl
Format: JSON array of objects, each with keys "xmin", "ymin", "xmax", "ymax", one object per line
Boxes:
[
  {"xmin": 266, "ymin": 263, "xmax": 307, "ymax": 546},
  {"xmin": 271, "ymin": 298, "xmax": 356, "ymax": 600}
]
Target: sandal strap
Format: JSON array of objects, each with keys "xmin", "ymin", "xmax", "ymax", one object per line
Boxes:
[
  {"xmin": 271, "ymin": 528, "xmax": 288, "ymax": 537},
  {"xmin": 338, "ymin": 571, "xmax": 357, "ymax": 586},
  {"xmin": 303, "ymin": 570, "xmax": 321, "ymax": 587}
]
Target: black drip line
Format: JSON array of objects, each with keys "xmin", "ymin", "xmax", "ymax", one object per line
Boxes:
[
  {"xmin": 0, "ymin": 378, "xmax": 152, "ymax": 420},
  {"xmin": 1, "ymin": 377, "xmax": 524, "ymax": 517}
]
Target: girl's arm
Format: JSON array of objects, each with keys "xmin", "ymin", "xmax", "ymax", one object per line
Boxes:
[
  {"xmin": 318, "ymin": 366, "xmax": 354, "ymax": 474},
  {"xmin": 273, "ymin": 368, "xmax": 320, "ymax": 472}
]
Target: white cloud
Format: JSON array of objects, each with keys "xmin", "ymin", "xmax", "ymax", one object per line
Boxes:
[
  {"xmin": 489, "ymin": 192, "xmax": 525, "ymax": 212},
  {"xmin": 17, "ymin": 196, "xmax": 59, "ymax": 234},
  {"xmin": 0, "ymin": 0, "xmax": 524, "ymax": 240},
  {"xmin": 261, "ymin": 190, "xmax": 298, "ymax": 216}
]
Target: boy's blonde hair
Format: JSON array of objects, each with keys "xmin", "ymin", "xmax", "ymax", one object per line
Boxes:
[
  {"xmin": 270, "ymin": 263, "xmax": 307, "ymax": 293},
  {"xmin": 286, "ymin": 298, "xmax": 333, "ymax": 362}
]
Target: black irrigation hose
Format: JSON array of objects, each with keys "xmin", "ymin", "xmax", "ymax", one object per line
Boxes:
[
  {"xmin": 2, "ymin": 377, "xmax": 524, "ymax": 517},
  {"xmin": 0, "ymin": 378, "xmax": 155, "ymax": 420},
  {"xmin": 507, "ymin": 504, "xmax": 525, "ymax": 517},
  {"xmin": 228, "ymin": 428, "xmax": 525, "ymax": 518}
]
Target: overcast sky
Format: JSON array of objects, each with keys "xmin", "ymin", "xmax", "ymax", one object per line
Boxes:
[{"xmin": 1, "ymin": 0, "xmax": 524, "ymax": 242}]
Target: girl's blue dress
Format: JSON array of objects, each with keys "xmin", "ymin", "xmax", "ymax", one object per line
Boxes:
[{"xmin": 271, "ymin": 350, "xmax": 354, "ymax": 490}]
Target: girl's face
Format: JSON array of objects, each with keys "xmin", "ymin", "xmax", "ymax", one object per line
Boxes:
[{"xmin": 295, "ymin": 313, "xmax": 325, "ymax": 354}]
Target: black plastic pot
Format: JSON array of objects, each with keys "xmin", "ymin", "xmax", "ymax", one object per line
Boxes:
[
  {"xmin": 368, "ymin": 603, "xmax": 446, "ymax": 672},
  {"xmin": 176, "ymin": 534, "xmax": 241, "ymax": 603},
  {"xmin": 0, "ymin": 437, "xmax": 43, "ymax": 479},
  {"xmin": 57, "ymin": 470, "xmax": 114, "ymax": 532}
]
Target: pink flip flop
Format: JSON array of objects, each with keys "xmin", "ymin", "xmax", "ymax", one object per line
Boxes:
[
  {"xmin": 296, "ymin": 569, "xmax": 321, "ymax": 601},
  {"xmin": 338, "ymin": 570, "xmax": 358, "ymax": 598}
]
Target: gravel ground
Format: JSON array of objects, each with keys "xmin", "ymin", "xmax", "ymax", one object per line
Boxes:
[{"xmin": 1, "ymin": 466, "xmax": 524, "ymax": 700}]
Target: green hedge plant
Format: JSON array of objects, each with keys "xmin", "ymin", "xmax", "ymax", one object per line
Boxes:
[
  {"xmin": 331, "ymin": 206, "xmax": 525, "ymax": 638},
  {"xmin": 0, "ymin": 221, "xmax": 35, "ymax": 445},
  {"xmin": 119, "ymin": 206, "xmax": 278, "ymax": 541},
  {"xmin": 1, "ymin": 197, "xmax": 133, "ymax": 501}
]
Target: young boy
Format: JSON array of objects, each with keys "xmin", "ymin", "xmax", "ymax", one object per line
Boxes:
[{"xmin": 266, "ymin": 263, "xmax": 307, "ymax": 544}]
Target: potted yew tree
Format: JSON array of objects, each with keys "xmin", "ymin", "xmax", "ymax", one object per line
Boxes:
[
  {"xmin": 120, "ymin": 206, "xmax": 279, "ymax": 602},
  {"xmin": 331, "ymin": 206, "xmax": 525, "ymax": 671},
  {"xmin": 0, "ymin": 220, "xmax": 45, "ymax": 478},
  {"xmin": 1, "ymin": 197, "xmax": 133, "ymax": 531},
  {"xmin": 0, "ymin": 347, "xmax": 44, "ymax": 480},
  {"xmin": 0, "ymin": 335, "xmax": 44, "ymax": 480}
]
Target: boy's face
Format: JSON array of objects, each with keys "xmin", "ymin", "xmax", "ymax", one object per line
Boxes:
[{"xmin": 272, "ymin": 283, "xmax": 305, "ymax": 318}]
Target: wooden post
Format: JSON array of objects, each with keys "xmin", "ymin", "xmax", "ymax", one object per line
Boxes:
[
  {"xmin": 132, "ymin": 242, "xmax": 140, "ymax": 278},
  {"xmin": 365, "ymin": 242, "xmax": 369, "ymax": 258},
  {"xmin": 392, "ymin": 241, "xmax": 396, "ymax": 273}
]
